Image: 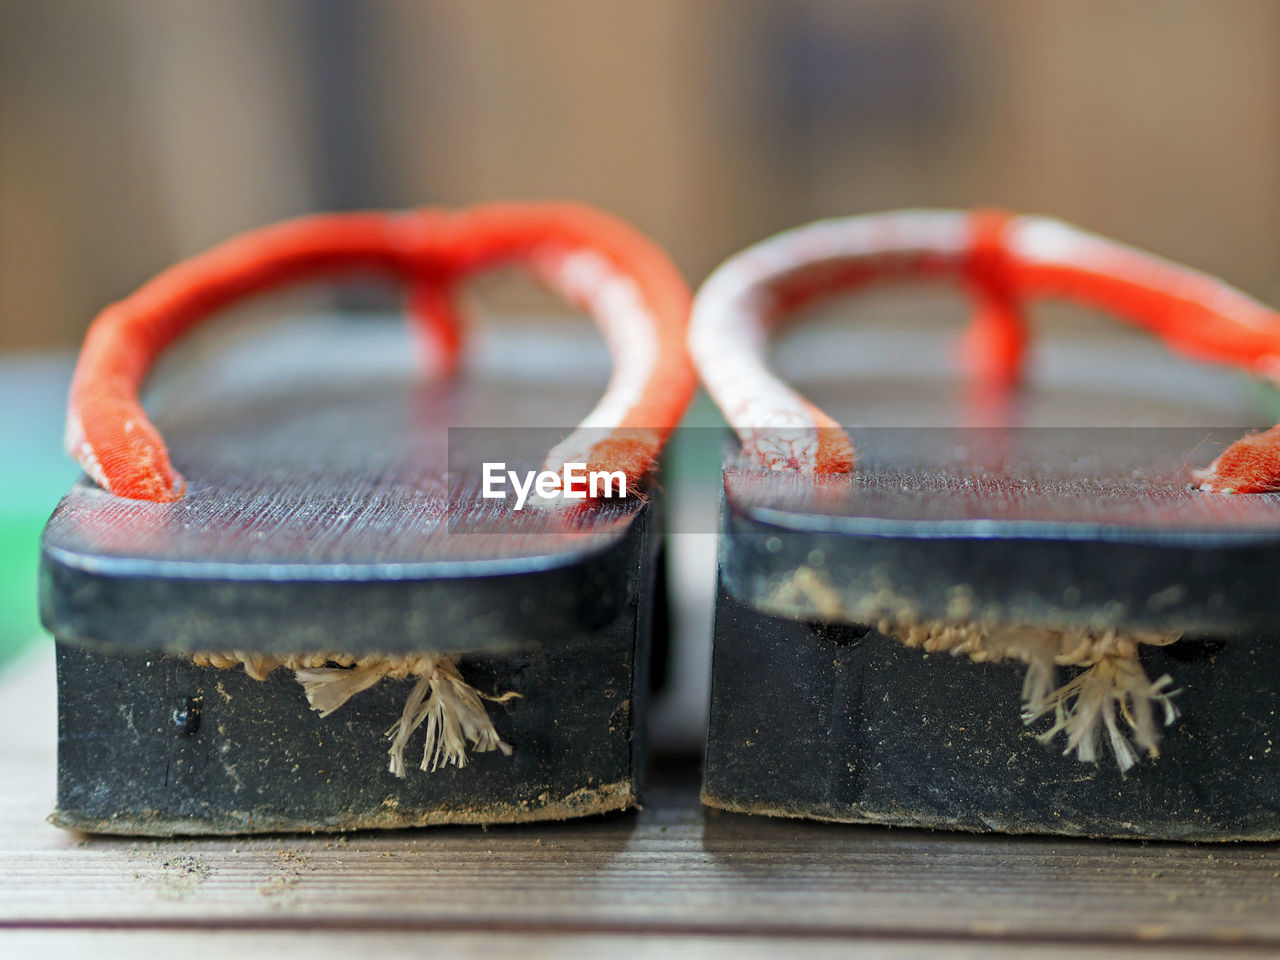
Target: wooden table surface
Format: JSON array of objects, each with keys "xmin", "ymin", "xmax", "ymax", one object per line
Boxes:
[{"xmin": 2, "ymin": 646, "xmax": 1278, "ymax": 959}]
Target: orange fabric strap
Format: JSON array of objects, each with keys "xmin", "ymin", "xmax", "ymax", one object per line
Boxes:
[{"xmin": 67, "ymin": 203, "xmax": 696, "ymax": 502}]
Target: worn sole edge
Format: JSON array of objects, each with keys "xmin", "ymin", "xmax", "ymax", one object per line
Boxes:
[
  {"xmin": 49, "ymin": 779, "xmax": 637, "ymax": 838},
  {"xmin": 699, "ymin": 790, "xmax": 1280, "ymax": 843}
]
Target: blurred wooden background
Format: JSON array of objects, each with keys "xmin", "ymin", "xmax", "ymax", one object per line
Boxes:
[{"xmin": 3, "ymin": 0, "xmax": 1280, "ymax": 351}]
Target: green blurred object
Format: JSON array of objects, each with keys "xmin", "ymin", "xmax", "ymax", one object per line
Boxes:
[{"xmin": 0, "ymin": 354, "xmax": 76, "ymax": 668}]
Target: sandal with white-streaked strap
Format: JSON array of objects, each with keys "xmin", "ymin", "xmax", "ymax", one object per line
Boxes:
[{"xmin": 692, "ymin": 208, "xmax": 1280, "ymax": 840}]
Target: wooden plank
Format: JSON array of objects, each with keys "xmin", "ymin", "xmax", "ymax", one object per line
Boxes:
[
  {"xmin": 3, "ymin": 646, "xmax": 1280, "ymax": 950},
  {"xmin": 41, "ymin": 317, "xmax": 640, "ymax": 656},
  {"xmin": 2, "ymin": 930, "xmax": 1276, "ymax": 960},
  {"xmin": 724, "ymin": 323, "xmax": 1280, "ymax": 636}
]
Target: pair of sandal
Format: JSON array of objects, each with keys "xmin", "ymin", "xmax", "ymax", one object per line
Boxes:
[{"xmin": 42, "ymin": 204, "xmax": 1280, "ymax": 839}]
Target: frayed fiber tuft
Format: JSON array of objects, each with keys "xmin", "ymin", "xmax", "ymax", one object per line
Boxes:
[
  {"xmin": 880, "ymin": 619, "xmax": 1181, "ymax": 771},
  {"xmin": 191, "ymin": 652, "xmax": 519, "ymax": 777}
]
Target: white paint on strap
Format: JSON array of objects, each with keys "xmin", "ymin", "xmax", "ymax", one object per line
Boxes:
[
  {"xmin": 690, "ymin": 210, "xmax": 970, "ymax": 471},
  {"xmin": 537, "ymin": 247, "xmax": 660, "ymax": 471}
]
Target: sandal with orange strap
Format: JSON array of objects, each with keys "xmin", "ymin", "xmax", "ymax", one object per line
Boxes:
[
  {"xmin": 691, "ymin": 209, "xmax": 1280, "ymax": 840},
  {"xmin": 41, "ymin": 202, "xmax": 694, "ymax": 835}
]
